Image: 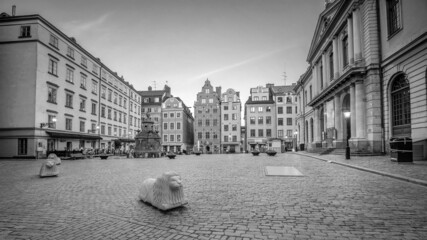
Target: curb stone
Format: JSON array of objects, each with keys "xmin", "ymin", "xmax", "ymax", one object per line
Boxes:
[{"xmin": 293, "ymin": 152, "xmax": 427, "ymax": 188}]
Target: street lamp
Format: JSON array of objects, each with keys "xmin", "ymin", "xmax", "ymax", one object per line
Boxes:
[
  {"xmin": 343, "ymin": 111, "xmax": 351, "ymax": 159},
  {"xmin": 294, "ymin": 131, "xmax": 298, "ymax": 152}
]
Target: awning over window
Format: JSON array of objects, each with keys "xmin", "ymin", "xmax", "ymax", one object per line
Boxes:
[{"xmin": 46, "ymin": 130, "xmax": 102, "ymax": 140}]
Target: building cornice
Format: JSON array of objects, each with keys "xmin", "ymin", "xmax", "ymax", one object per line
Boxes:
[
  {"xmin": 307, "ymin": 66, "xmax": 365, "ymax": 108},
  {"xmin": 381, "ymin": 31, "xmax": 427, "ymax": 67}
]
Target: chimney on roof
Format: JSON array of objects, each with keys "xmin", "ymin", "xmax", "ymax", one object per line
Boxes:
[
  {"xmin": 164, "ymin": 84, "xmax": 171, "ymax": 96},
  {"xmin": 266, "ymin": 83, "xmax": 274, "ymax": 88},
  {"xmin": 148, "ymin": 86, "xmax": 152, "ymax": 91},
  {"xmin": 12, "ymin": 5, "xmax": 16, "ymax": 16}
]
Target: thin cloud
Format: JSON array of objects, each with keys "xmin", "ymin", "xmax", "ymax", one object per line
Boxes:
[
  {"xmin": 62, "ymin": 13, "xmax": 111, "ymax": 35},
  {"xmin": 190, "ymin": 46, "xmax": 295, "ymax": 80}
]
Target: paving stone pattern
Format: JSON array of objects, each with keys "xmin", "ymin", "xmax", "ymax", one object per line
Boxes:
[{"xmin": 0, "ymin": 153, "xmax": 426, "ymax": 239}]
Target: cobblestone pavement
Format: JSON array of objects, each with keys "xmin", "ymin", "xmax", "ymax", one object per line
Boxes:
[
  {"xmin": 0, "ymin": 153, "xmax": 427, "ymax": 240},
  {"xmin": 297, "ymin": 152, "xmax": 427, "ymax": 183}
]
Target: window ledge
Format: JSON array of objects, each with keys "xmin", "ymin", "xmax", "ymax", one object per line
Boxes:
[
  {"xmin": 48, "ymin": 72, "xmax": 58, "ymax": 78},
  {"xmin": 47, "ymin": 100, "xmax": 57, "ymax": 105},
  {"xmin": 387, "ymin": 28, "xmax": 402, "ymax": 40},
  {"xmin": 49, "ymin": 44, "xmax": 59, "ymax": 50}
]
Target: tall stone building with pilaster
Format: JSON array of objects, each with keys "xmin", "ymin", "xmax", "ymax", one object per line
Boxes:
[
  {"xmin": 295, "ymin": 0, "xmax": 427, "ymax": 160},
  {"xmin": 295, "ymin": 0, "xmax": 383, "ymax": 154}
]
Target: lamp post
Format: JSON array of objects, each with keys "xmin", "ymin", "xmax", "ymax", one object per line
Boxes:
[
  {"xmin": 343, "ymin": 111, "xmax": 351, "ymax": 159},
  {"xmin": 294, "ymin": 131, "xmax": 298, "ymax": 152}
]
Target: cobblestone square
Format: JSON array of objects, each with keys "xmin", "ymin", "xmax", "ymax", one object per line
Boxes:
[{"xmin": 1, "ymin": 153, "xmax": 427, "ymax": 239}]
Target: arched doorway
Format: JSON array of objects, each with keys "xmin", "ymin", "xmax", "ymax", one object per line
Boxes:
[
  {"xmin": 342, "ymin": 94, "xmax": 351, "ymax": 143},
  {"xmin": 390, "ymin": 73, "xmax": 411, "ymax": 137}
]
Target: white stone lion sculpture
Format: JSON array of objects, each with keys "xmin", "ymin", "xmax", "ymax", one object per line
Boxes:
[
  {"xmin": 139, "ymin": 171, "xmax": 187, "ymax": 210},
  {"xmin": 39, "ymin": 159, "xmax": 59, "ymax": 177},
  {"xmin": 47, "ymin": 153, "xmax": 61, "ymax": 165}
]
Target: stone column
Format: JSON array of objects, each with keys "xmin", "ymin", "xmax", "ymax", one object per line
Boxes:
[
  {"xmin": 352, "ymin": 8, "xmax": 362, "ymax": 62},
  {"xmin": 322, "ymin": 53, "xmax": 327, "ymax": 88},
  {"xmin": 355, "ymin": 81, "xmax": 366, "ymax": 138},
  {"xmin": 312, "ymin": 64, "xmax": 318, "ymax": 97},
  {"xmin": 350, "ymin": 84, "xmax": 356, "ymax": 139},
  {"xmin": 333, "ymin": 37, "xmax": 339, "ymax": 79},
  {"xmin": 314, "ymin": 108, "xmax": 321, "ymax": 144},
  {"xmin": 347, "ymin": 14, "xmax": 354, "ymax": 65},
  {"xmin": 334, "ymin": 93, "xmax": 343, "ymax": 147}
]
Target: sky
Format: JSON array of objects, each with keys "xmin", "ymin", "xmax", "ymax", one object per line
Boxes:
[{"xmin": 1, "ymin": 0, "xmax": 325, "ymax": 111}]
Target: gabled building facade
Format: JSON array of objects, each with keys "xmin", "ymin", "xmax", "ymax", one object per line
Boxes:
[
  {"xmin": 138, "ymin": 85, "xmax": 172, "ymax": 137},
  {"xmin": 193, "ymin": 79, "xmax": 221, "ymax": 153},
  {"xmin": 271, "ymin": 84, "xmax": 298, "ymax": 149},
  {"xmin": 220, "ymin": 88, "xmax": 242, "ymax": 153},
  {"xmin": 244, "ymin": 85, "xmax": 276, "ymax": 152},
  {"xmin": 161, "ymin": 97, "xmax": 194, "ymax": 153}
]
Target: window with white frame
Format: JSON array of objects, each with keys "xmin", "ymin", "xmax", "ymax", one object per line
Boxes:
[
  {"xmin": 79, "ymin": 120, "xmax": 85, "ymax": 132},
  {"xmin": 47, "ymin": 86, "xmax": 57, "ymax": 103},
  {"xmin": 49, "ymin": 34, "xmax": 58, "ymax": 48},
  {"xmin": 65, "ymin": 93, "xmax": 73, "ymax": 108},
  {"xmin": 19, "ymin": 26, "xmax": 31, "ymax": 38},
  {"xmin": 81, "ymin": 56, "xmax": 87, "ymax": 67},
  {"xmin": 48, "ymin": 58, "xmax": 58, "ymax": 76},
  {"xmin": 108, "ymin": 89, "xmax": 112, "ymax": 101},
  {"xmin": 386, "ymin": 0, "xmax": 402, "ymax": 37},
  {"xmin": 65, "ymin": 118, "xmax": 72, "ymax": 130},
  {"xmin": 67, "ymin": 46, "xmax": 74, "ymax": 59},
  {"xmin": 92, "ymin": 80, "xmax": 98, "ymax": 94},
  {"xmin": 91, "ymin": 102, "xmax": 97, "ymax": 115},
  {"xmin": 48, "ymin": 114, "xmax": 56, "ymax": 129},
  {"xmin": 79, "ymin": 98, "xmax": 86, "ymax": 112},
  {"xmin": 80, "ymin": 73, "xmax": 86, "ymax": 88},
  {"xmin": 101, "ymin": 85, "xmax": 106, "ymax": 99}
]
